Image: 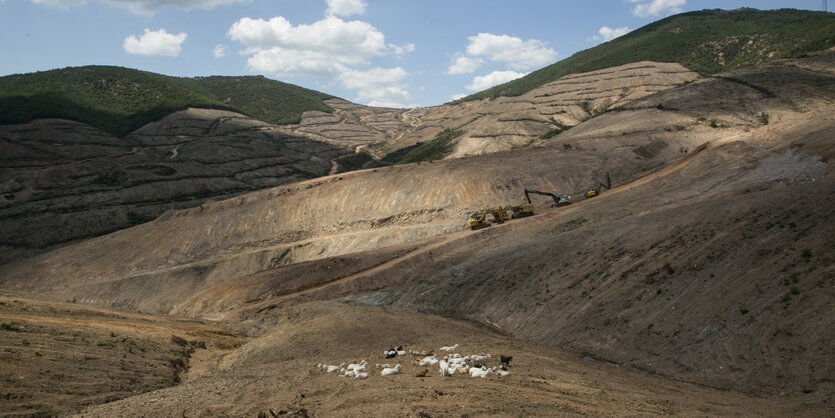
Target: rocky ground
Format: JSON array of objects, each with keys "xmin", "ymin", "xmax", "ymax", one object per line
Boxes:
[
  {"xmin": 0, "ymin": 50, "xmax": 833, "ymax": 417},
  {"xmin": 0, "ymin": 109, "xmax": 347, "ymax": 264}
]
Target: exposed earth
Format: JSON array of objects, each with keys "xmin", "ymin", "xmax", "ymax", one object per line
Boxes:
[{"xmin": 1, "ymin": 49, "xmax": 834, "ymax": 417}]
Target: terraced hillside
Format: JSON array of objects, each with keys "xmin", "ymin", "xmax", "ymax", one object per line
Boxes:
[
  {"xmin": 0, "ymin": 109, "xmax": 347, "ymax": 264},
  {"xmin": 0, "ymin": 66, "xmax": 335, "ymax": 137},
  {"xmin": 285, "ymin": 61, "xmax": 700, "ymax": 162},
  {"xmin": 459, "ymin": 8, "xmax": 835, "ymax": 101},
  {"xmin": 2, "ymin": 48, "xmax": 832, "ymax": 417}
]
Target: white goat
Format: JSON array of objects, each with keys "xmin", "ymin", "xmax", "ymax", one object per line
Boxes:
[
  {"xmin": 439, "ymin": 359, "xmax": 451, "ymax": 377},
  {"xmin": 470, "ymin": 354, "xmax": 491, "ymax": 367},
  {"xmin": 346, "ymin": 360, "xmax": 367, "ymax": 371},
  {"xmin": 469, "ymin": 366, "xmax": 492, "ymax": 378},
  {"xmin": 324, "ymin": 363, "xmax": 345, "ymax": 373},
  {"xmin": 353, "ymin": 371, "xmax": 368, "ymax": 380},
  {"xmin": 493, "ymin": 368, "xmax": 510, "ymax": 377},
  {"xmin": 439, "ymin": 344, "xmax": 459, "ymax": 353},
  {"xmin": 381, "ymin": 363, "xmax": 402, "ymax": 376},
  {"xmin": 375, "ymin": 363, "xmax": 391, "ymax": 370},
  {"xmin": 470, "ymin": 354, "xmax": 490, "ymax": 362},
  {"xmin": 448, "ymin": 355, "xmax": 469, "ymax": 365},
  {"xmin": 447, "ymin": 362, "xmax": 465, "ymax": 375},
  {"xmin": 419, "ymin": 355, "xmax": 438, "ymax": 366}
]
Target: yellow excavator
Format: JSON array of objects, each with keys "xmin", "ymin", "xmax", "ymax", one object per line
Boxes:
[
  {"xmin": 467, "ymin": 207, "xmax": 511, "ymax": 230},
  {"xmin": 510, "ymin": 203, "xmax": 535, "ymax": 219},
  {"xmin": 584, "ymin": 172, "xmax": 611, "ymax": 198}
]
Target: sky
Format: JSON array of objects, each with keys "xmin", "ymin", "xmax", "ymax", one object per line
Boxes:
[{"xmin": 0, "ymin": 0, "xmax": 828, "ymax": 108}]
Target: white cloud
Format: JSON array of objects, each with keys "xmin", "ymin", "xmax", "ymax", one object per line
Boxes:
[
  {"xmin": 244, "ymin": 48, "xmax": 350, "ymax": 78},
  {"xmin": 229, "ymin": 14, "xmax": 414, "ymax": 107},
  {"xmin": 213, "ymin": 43, "xmax": 228, "ymax": 58},
  {"xmin": 31, "ymin": 0, "xmax": 86, "ymax": 9},
  {"xmin": 451, "ymin": 93, "xmax": 467, "ymax": 101},
  {"xmin": 325, "ymin": 0, "xmax": 366, "ymax": 17},
  {"xmin": 123, "ymin": 28, "xmax": 187, "ymax": 57},
  {"xmin": 591, "ymin": 26, "xmax": 632, "ymax": 42},
  {"xmin": 389, "ymin": 42, "xmax": 415, "ymax": 56},
  {"xmin": 465, "ymin": 33, "xmax": 557, "ymax": 71},
  {"xmin": 32, "ymin": 0, "xmax": 247, "ymax": 14},
  {"xmin": 446, "ymin": 55, "xmax": 483, "ymax": 75},
  {"xmin": 338, "ymin": 67, "xmax": 411, "ymax": 107},
  {"xmin": 103, "ymin": 0, "xmax": 246, "ymax": 15},
  {"xmin": 628, "ymin": 0, "xmax": 686, "ymax": 17},
  {"xmin": 466, "ymin": 70, "xmax": 527, "ymax": 91},
  {"xmin": 228, "ymin": 16, "xmax": 387, "ymax": 73}
]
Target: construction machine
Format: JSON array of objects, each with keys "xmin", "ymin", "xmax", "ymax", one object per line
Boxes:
[
  {"xmin": 467, "ymin": 207, "xmax": 511, "ymax": 230},
  {"xmin": 468, "ymin": 210, "xmax": 491, "ymax": 230},
  {"xmin": 524, "ymin": 188, "xmax": 572, "ymax": 207},
  {"xmin": 492, "ymin": 206, "xmax": 511, "ymax": 223},
  {"xmin": 583, "ymin": 172, "xmax": 611, "ymax": 198},
  {"xmin": 510, "ymin": 203, "xmax": 535, "ymax": 219}
]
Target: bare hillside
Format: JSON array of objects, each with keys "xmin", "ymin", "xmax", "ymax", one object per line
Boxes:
[
  {"xmin": 0, "ymin": 109, "xmax": 347, "ymax": 264},
  {"xmin": 285, "ymin": 62, "xmax": 699, "ymax": 159},
  {"xmin": 1, "ymin": 50, "xmax": 833, "ymax": 417}
]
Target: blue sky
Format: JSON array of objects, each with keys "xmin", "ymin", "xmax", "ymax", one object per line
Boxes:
[{"xmin": 0, "ymin": 0, "xmax": 828, "ymax": 107}]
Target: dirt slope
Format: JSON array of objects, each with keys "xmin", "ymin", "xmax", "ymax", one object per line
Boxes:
[
  {"xmin": 0, "ymin": 293, "xmax": 243, "ymax": 417},
  {"xmin": 0, "ymin": 109, "xmax": 346, "ymax": 264},
  {"xmin": 163, "ymin": 106, "xmax": 832, "ymax": 404},
  {"xmin": 284, "ymin": 62, "xmax": 698, "ymax": 159},
  {"xmin": 0, "ymin": 144, "xmax": 655, "ymax": 314},
  {"xmin": 73, "ymin": 302, "xmax": 817, "ymax": 417},
  {"xmin": 0, "ymin": 50, "xmax": 833, "ymax": 417}
]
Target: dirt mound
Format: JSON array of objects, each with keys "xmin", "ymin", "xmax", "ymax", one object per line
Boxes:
[
  {"xmin": 74, "ymin": 302, "xmax": 813, "ymax": 417},
  {"xmin": 0, "ymin": 293, "xmax": 243, "ymax": 416}
]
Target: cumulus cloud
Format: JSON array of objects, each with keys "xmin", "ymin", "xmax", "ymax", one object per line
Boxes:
[
  {"xmin": 466, "ymin": 70, "xmax": 527, "ymax": 91},
  {"xmin": 229, "ymin": 13, "xmax": 414, "ymax": 107},
  {"xmin": 590, "ymin": 26, "xmax": 632, "ymax": 42},
  {"xmin": 228, "ymin": 16, "xmax": 387, "ymax": 74},
  {"xmin": 31, "ymin": 0, "xmax": 247, "ymax": 14},
  {"xmin": 446, "ymin": 55, "xmax": 483, "ymax": 75},
  {"xmin": 447, "ymin": 32, "xmax": 552, "ymax": 92},
  {"xmin": 213, "ymin": 43, "xmax": 228, "ymax": 58},
  {"xmin": 390, "ymin": 42, "xmax": 415, "ymax": 56},
  {"xmin": 30, "ymin": 0, "xmax": 86, "ymax": 9},
  {"xmin": 451, "ymin": 93, "xmax": 467, "ymax": 101},
  {"xmin": 465, "ymin": 33, "xmax": 557, "ymax": 71},
  {"xmin": 123, "ymin": 28, "xmax": 187, "ymax": 57},
  {"xmin": 628, "ymin": 0, "xmax": 686, "ymax": 17},
  {"xmin": 338, "ymin": 67, "xmax": 411, "ymax": 107},
  {"xmin": 325, "ymin": 0, "xmax": 366, "ymax": 17}
]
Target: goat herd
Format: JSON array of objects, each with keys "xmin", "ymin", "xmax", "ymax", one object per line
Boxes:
[{"xmin": 316, "ymin": 344, "xmax": 512, "ymax": 381}]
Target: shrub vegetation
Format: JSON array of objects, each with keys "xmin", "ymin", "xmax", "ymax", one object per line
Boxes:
[{"xmin": 454, "ymin": 9, "xmax": 835, "ymax": 103}]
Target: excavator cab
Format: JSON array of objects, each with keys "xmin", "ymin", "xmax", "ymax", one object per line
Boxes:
[
  {"xmin": 491, "ymin": 207, "xmax": 511, "ymax": 223},
  {"xmin": 467, "ymin": 211, "xmax": 491, "ymax": 230},
  {"xmin": 511, "ymin": 203, "xmax": 535, "ymax": 219},
  {"xmin": 583, "ymin": 172, "xmax": 611, "ymax": 199},
  {"xmin": 468, "ymin": 207, "xmax": 512, "ymax": 230},
  {"xmin": 524, "ymin": 188, "xmax": 571, "ymax": 207}
]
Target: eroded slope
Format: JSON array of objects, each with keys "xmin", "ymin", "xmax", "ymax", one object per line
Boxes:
[{"xmin": 0, "ymin": 108, "xmax": 346, "ymax": 264}]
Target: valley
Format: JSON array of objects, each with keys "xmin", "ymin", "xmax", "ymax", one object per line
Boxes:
[{"xmin": 0, "ymin": 9, "xmax": 833, "ymax": 417}]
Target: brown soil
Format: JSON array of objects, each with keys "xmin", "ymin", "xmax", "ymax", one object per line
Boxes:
[
  {"xmin": 72, "ymin": 302, "xmax": 821, "ymax": 417},
  {"xmin": 1, "ymin": 51, "xmax": 834, "ymax": 417},
  {"xmin": 0, "ymin": 293, "xmax": 243, "ymax": 417}
]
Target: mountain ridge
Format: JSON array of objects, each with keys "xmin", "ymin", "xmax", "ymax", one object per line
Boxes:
[{"xmin": 454, "ymin": 8, "xmax": 835, "ymax": 103}]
